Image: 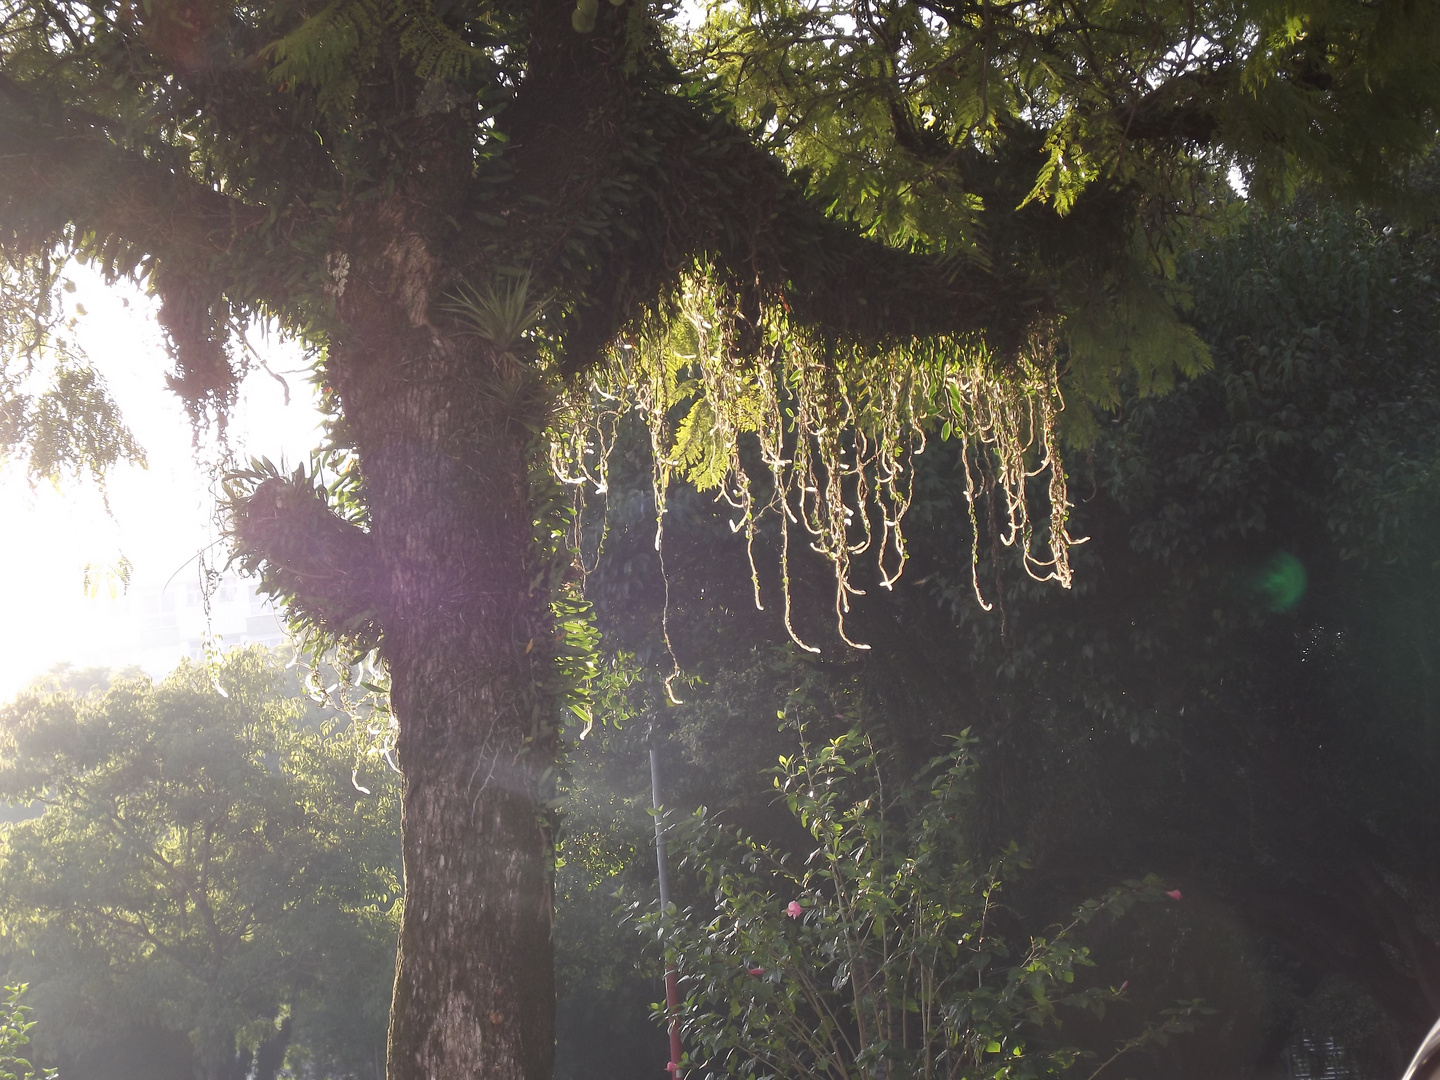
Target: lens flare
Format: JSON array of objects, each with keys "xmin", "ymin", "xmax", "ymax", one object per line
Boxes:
[{"xmin": 1257, "ymin": 552, "xmax": 1307, "ymax": 612}]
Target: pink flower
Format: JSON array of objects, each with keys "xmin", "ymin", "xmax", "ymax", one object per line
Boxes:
[
  {"xmin": 786, "ymin": 901, "xmax": 804, "ymax": 919},
  {"xmin": 748, "ymin": 966, "xmax": 766, "ymax": 977},
  {"xmin": 1119, "ymin": 980, "xmax": 1130, "ymax": 992},
  {"xmin": 1166, "ymin": 889, "xmax": 1183, "ymax": 901},
  {"xmin": 666, "ymin": 1063, "xmax": 680, "ymax": 1074}
]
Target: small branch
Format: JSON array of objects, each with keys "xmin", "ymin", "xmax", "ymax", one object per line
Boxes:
[{"xmin": 229, "ymin": 475, "xmax": 385, "ymax": 641}]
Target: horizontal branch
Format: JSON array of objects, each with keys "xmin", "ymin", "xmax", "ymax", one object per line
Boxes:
[
  {"xmin": 0, "ymin": 76, "xmax": 289, "ymax": 408},
  {"xmin": 692, "ymin": 129, "xmax": 1040, "ymax": 344},
  {"xmin": 496, "ymin": 4, "xmax": 1051, "ymax": 371},
  {"xmin": 0, "ymin": 76, "xmax": 269, "ymax": 274}
]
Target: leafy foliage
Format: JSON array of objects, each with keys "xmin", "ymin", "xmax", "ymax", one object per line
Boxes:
[
  {"xmin": 555, "ymin": 274, "xmax": 1074, "ymax": 659},
  {"xmin": 0, "ymin": 257, "xmax": 142, "ymax": 484},
  {"xmin": 548, "ymin": 193, "xmax": 1440, "ymax": 1077},
  {"xmin": 895, "ymin": 196, "xmax": 1440, "ymax": 1066},
  {"xmin": 696, "ymin": 0, "xmax": 1440, "ymax": 217},
  {"xmin": 682, "ymin": 0, "xmax": 1440, "ymax": 408}
]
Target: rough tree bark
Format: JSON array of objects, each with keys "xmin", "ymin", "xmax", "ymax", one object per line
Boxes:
[
  {"xmin": 366, "ymin": 357, "xmax": 555, "ymax": 1080},
  {"xmin": 239, "ymin": 299, "xmax": 559, "ymax": 1080},
  {"xmin": 320, "ymin": 197, "xmax": 558, "ymax": 1077},
  {"xmin": 355, "ymin": 356, "xmax": 555, "ymax": 1080}
]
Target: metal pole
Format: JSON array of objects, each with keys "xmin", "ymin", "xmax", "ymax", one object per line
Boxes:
[{"xmin": 650, "ymin": 738, "xmax": 684, "ymax": 1079}]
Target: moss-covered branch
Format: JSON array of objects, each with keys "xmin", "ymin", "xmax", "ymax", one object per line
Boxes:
[
  {"xmin": 0, "ymin": 77, "xmax": 292, "ymax": 408},
  {"xmin": 495, "ymin": 4, "xmax": 1053, "ymax": 373},
  {"xmin": 0, "ymin": 80, "xmax": 267, "ymax": 266},
  {"xmin": 229, "ymin": 473, "xmax": 385, "ymax": 645}
]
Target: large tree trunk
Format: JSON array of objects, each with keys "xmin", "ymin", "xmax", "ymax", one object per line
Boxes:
[
  {"xmin": 387, "ymin": 637, "xmax": 556, "ymax": 1080},
  {"xmin": 332, "ymin": 265, "xmax": 559, "ymax": 1080},
  {"xmin": 214, "ymin": 92, "xmax": 570, "ymax": 1067}
]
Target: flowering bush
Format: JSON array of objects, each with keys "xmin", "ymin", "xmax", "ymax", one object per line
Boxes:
[{"xmin": 645, "ymin": 731, "xmax": 1184, "ymax": 1080}]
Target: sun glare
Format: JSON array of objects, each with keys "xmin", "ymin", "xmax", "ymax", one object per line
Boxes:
[{"xmin": 0, "ymin": 268, "xmax": 323, "ymax": 701}]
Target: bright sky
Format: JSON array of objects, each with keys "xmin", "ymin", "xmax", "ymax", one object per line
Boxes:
[{"xmin": 0, "ymin": 267, "xmax": 325, "ymax": 700}]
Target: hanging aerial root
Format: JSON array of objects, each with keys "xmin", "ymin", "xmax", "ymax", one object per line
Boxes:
[
  {"xmin": 551, "ymin": 271, "xmax": 1076, "ymax": 652},
  {"xmin": 155, "ymin": 268, "xmax": 239, "ymax": 423}
]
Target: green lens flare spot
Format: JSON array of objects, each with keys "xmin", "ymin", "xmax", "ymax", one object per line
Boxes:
[{"xmin": 1257, "ymin": 552, "xmax": 1307, "ymax": 612}]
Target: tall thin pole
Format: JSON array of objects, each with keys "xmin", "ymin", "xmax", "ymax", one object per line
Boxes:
[{"xmin": 650, "ymin": 739, "xmax": 684, "ymax": 1079}]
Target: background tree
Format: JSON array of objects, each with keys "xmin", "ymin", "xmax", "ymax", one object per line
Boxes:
[
  {"xmin": 2, "ymin": 1, "xmax": 1438, "ymax": 1076},
  {"xmin": 0, "ymin": 648, "xmax": 401, "ymax": 1080},
  {"xmin": 0, "ymin": 257, "xmax": 141, "ymax": 483},
  {"xmin": 965, "ymin": 197, "xmax": 1440, "ymax": 1076}
]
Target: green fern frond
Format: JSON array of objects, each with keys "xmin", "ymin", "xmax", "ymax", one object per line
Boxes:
[
  {"xmin": 262, "ymin": 1, "xmax": 382, "ymax": 110},
  {"xmin": 671, "ymin": 399, "xmax": 730, "ymax": 492},
  {"xmin": 264, "ymin": 2, "xmax": 490, "ymax": 108},
  {"xmin": 396, "ymin": 8, "xmax": 485, "ymax": 83}
]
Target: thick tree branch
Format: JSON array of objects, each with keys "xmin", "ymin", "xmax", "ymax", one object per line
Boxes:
[
  {"xmin": 0, "ymin": 80, "xmax": 268, "ymax": 270},
  {"xmin": 0, "ymin": 77, "xmax": 288, "ymax": 406},
  {"xmin": 690, "ymin": 127, "xmax": 1043, "ymax": 344},
  {"xmin": 496, "ymin": 2, "xmax": 1050, "ymax": 373}
]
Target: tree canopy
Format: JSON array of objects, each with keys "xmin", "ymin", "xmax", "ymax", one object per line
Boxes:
[
  {"xmin": 0, "ymin": 650, "xmax": 400, "ymax": 1080},
  {"xmin": 2, "ymin": 0, "xmax": 1439, "ymax": 1076}
]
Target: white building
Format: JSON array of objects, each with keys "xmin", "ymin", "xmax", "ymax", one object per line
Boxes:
[{"xmin": 110, "ymin": 572, "xmax": 291, "ymax": 673}]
